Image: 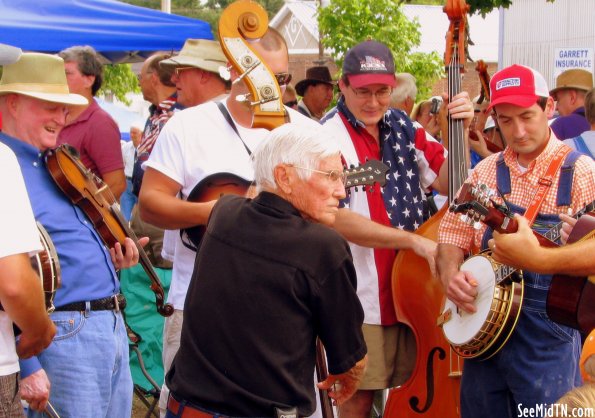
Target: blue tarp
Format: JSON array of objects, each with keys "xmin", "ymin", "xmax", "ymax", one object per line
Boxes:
[{"xmin": 0, "ymin": 0, "xmax": 213, "ymax": 63}]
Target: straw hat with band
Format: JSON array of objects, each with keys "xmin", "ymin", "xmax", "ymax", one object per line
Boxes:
[
  {"xmin": 0, "ymin": 53, "xmax": 87, "ymax": 106},
  {"xmin": 295, "ymin": 66, "xmax": 336, "ymax": 96},
  {"xmin": 160, "ymin": 39, "xmax": 226, "ymax": 74},
  {"xmin": 550, "ymin": 69, "xmax": 594, "ymax": 97}
]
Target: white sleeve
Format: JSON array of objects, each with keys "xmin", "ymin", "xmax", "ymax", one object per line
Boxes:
[{"xmin": 0, "ymin": 144, "xmax": 41, "ymax": 258}]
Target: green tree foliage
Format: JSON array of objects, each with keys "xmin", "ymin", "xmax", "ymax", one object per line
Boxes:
[
  {"xmin": 101, "ymin": 64, "xmax": 140, "ymax": 105},
  {"xmin": 318, "ymin": 0, "xmax": 444, "ymax": 99}
]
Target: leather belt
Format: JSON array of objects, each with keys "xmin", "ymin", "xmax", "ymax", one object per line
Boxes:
[
  {"xmin": 168, "ymin": 396, "xmax": 218, "ymax": 418},
  {"xmin": 54, "ymin": 294, "xmax": 126, "ymax": 312}
]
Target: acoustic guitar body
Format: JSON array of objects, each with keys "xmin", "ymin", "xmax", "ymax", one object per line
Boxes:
[
  {"xmin": 546, "ymin": 213, "xmax": 595, "ymax": 334},
  {"xmin": 184, "ymin": 172, "xmax": 251, "ymax": 248}
]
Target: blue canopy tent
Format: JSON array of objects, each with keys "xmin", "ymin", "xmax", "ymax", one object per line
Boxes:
[{"xmin": 0, "ymin": 0, "xmax": 214, "ymax": 63}]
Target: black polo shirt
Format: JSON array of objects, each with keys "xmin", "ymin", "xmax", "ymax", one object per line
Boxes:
[{"xmin": 167, "ymin": 192, "xmax": 366, "ymax": 417}]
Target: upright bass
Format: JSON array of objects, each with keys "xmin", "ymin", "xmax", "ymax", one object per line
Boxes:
[{"xmin": 383, "ymin": 1, "xmax": 470, "ymax": 417}]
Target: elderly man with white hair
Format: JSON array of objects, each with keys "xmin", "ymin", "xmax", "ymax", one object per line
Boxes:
[{"xmin": 164, "ymin": 123, "xmax": 368, "ymax": 418}]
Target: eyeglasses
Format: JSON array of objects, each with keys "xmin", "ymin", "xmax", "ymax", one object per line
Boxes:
[
  {"xmin": 173, "ymin": 66, "xmax": 198, "ymax": 76},
  {"xmin": 349, "ymin": 86, "xmax": 392, "ymax": 100},
  {"xmin": 275, "ymin": 72, "xmax": 292, "ymax": 86},
  {"xmin": 290, "ymin": 165, "xmax": 346, "ymax": 184},
  {"xmin": 136, "ymin": 71, "xmax": 153, "ymax": 82},
  {"xmin": 284, "ymin": 100, "xmax": 298, "ymax": 108}
]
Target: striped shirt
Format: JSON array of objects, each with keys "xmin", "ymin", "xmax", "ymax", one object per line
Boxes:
[{"xmin": 439, "ymin": 133, "xmax": 595, "ymax": 251}]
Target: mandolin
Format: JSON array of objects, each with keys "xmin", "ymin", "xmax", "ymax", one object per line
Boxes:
[
  {"xmin": 44, "ymin": 144, "xmax": 173, "ymax": 317},
  {"xmin": 181, "ymin": 160, "xmax": 389, "ymax": 251}
]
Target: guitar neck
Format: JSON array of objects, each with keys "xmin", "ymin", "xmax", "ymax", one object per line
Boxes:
[{"xmin": 542, "ymin": 200, "xmax": 595, "ymax": 244}]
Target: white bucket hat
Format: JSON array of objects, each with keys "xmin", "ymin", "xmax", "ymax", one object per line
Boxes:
[
  {"xmin": 0, "ymin": 43, "xmax": 22, "ymax": 66},
  {"xmin": 0, "ymin": 53, "xmax": 87, "ymax": 106}
]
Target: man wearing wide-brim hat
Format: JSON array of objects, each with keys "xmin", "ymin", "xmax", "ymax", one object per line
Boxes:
[
  {"xmin": 0, "ymin": 43, "xmax": 58, "ymax": 418},
  {"xmin": 0, "ymin": 52, "xmax": 144, "ymax": 417},
  {"xmin": 550, "ymin": 68, "xmax": 594, "ymax": 140},
  {"xmin": 295, "ymin": 65, "xmax": 336, "ymax": 121},
  {"xmin": 160, "ymin": 39, "xmax": 228, "ymax": 108}
]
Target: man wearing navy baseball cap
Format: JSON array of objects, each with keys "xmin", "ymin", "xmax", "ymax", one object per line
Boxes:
[
  {"xmin": 321, "ymin": 40, "xmax": 474, "ymax": 418},
  {"xmin": 437, "ymin": 64, "xmax": 595, "ymax": 418}
]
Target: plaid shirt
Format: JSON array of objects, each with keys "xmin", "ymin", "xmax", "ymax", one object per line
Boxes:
[{"xmin": 438, "ymin": 133, "xmax": 595, "ymax": 252}]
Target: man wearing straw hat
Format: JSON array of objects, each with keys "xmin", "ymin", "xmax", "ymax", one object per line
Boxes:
[
  {"xmin": 0, "ymin": 43, "xmax": 56, "ymax": 418},
  {"xmin": 159, "ymin": 39, "xmax": 228, "ymax": 109},
  {"xmin": 550, "ymin": 68, "xmax": 594, "ymax": 140},
  {"xmin": 0, "ymin": 52, "xmax": 144, "ymax": 417}
]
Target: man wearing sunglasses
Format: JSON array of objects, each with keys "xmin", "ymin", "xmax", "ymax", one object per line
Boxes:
[
  {"xmin": 138, "ymin": 28, "xmax": 319, "ymax": 418},
  {"xmin": 321, "ymin": 40, "xmax": 474, "ymax": 418}
]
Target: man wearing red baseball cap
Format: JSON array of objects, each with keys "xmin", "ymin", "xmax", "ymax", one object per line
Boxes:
[
  {"xmin": 321, "ymin": 40, "xmax": 474, "ymax": 418},
  {"xmin": 437, "ymin": 64, "xmax": 595, "ymax": 418}
]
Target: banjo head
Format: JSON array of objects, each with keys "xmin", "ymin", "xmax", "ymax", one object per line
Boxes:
[{"xmin": 442, "ymin": 255, "xmax": 496, "ymax": 345}]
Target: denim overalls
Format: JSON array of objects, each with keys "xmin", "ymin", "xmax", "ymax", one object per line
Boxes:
[{"xmin": 460, "ymin": 152, "xmax": 583, "ymax": 418}]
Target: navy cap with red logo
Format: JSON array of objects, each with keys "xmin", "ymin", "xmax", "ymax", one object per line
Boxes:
[
  {"xmin": 488, "ymin": 64, "xmax": 550, "ymax": 110},
  {"xmin": 343, "ymin": 40, "xmax": 396, "ymax": 88}
]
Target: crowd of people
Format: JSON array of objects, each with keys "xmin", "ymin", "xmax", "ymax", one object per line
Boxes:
[{"xmin": 1, "ymin": 7, "xmax": 595, "ymax": 418}]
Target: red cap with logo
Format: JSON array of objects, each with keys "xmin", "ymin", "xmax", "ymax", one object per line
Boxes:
[
  {"xmin": 488, "ymin": 64, "xmax": 550, "ymax": 110},
  {"xmin": 342, "ymin": 40, "xmax": 396, "ymax": 88}
]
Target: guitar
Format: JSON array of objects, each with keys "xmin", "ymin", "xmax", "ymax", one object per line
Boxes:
[
  {"xmin": 44, "ymin": 144, "xmax": 174, "ymax": 317},
  {"xmin": 547, "ymin": 212, "xmax": 595, "ymax": 334},
  {"xmin": 181, "ymin": 160, "xmax": 390, "ymax": 250},
  {"xmin": 443, "ymin": 183, "xmax": 595, "ymax": 357}
]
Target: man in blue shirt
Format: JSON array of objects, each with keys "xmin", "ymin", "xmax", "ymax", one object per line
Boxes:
[{"xmin": 0, "ymin": 52, "xmax": 145, "ymax": 417}]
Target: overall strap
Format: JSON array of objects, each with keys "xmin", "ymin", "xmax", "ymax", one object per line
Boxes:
[
  {"xmin": 556, "ymin": 150, "xmax": 581, "ymax": 207},
  {"xmin": 495, "ymin": 152, "xmax": 511, "ymax": 195},
  {"xmin": 216, "ymin": 101, "xmax": 252, "ymax": 156},
  {"xmin": 572, "ymin": 135, "xmax": 593, "ymax": 159}
]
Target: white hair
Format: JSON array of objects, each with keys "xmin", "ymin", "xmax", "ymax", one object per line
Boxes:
[
  {"xmin": 391, "ymin": 72, "xmax": 417, "ymax": 104},
  {"xmin": 251, "ymin": 123, "xmax": 341, "ymax": 193}
]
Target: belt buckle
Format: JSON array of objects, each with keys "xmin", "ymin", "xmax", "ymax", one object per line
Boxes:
[{"xmin": 113, "ymin": 294, "xmax": 120, "ymax": 312}]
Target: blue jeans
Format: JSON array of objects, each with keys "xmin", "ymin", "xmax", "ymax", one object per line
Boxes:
[
  {"xmin": 28, "ymin": 309, "xmax": 132, "ymax": 418},
  {"xmin": 460, "ymin": 280, "xmax": 582, "ymax": 418},
  {"xmin": 120, "ymin": 179, "xmax": 137, "ymax": 221}
]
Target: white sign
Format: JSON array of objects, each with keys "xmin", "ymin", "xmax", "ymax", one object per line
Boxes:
[{"xmin": 553, "ymin": 47, "xmax": 594, "ymax": 78}]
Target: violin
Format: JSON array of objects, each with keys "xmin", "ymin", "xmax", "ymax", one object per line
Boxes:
[
  {"xmin": 45, "ymin": 144, "xmax": 174, "ymax": 317},
  {"xmin": 385, "ymin": 1, "xmax": 469, "ymax": 417}
]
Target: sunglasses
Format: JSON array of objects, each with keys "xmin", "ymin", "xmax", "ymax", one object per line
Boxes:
[
  {"xmin": 284, "ymin": 100, "xmax": 298, "ymax": 108},
  {"xmin": 174, "ymin": 66, "xmax": 198, "ymax": 76},
  {"xmin": 275, "ymin": 72, "xmax": 292, "ymax": 86}
]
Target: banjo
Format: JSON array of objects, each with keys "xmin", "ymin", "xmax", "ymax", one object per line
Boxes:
[
  {"xmin": 438, "ymin": 183, "xmax": 566, "ymax": 360},
  {"xmin": 0, "ymin": 222, "xmax": 61, "ymax": 314}
]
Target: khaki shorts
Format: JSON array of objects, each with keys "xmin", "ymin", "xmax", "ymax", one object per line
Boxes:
[{"xmin": 359, "ymin": 323, "xmax": 416, "ymax": 390}]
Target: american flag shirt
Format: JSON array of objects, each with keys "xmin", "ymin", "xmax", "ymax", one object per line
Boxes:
[{"xmin": 322, "ymin": 97, "xmax": 446, "ymax": 325}]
